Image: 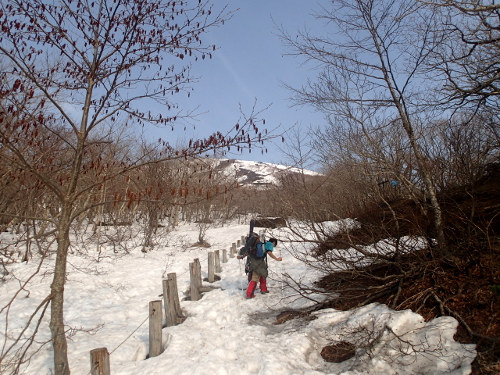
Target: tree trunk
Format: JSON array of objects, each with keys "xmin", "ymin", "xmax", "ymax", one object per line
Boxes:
[
  {"xmin": 397, "ymin": 118, "xmax": 447, "ymax": 256},
  {"xmin": 371, "ymin": 30, "xmax": 449, "ymax": 256},
  {"xmin": 49, "ymin": 205, "xmax": 72, "ymax": 375},
  {"xmin": 393, "ymin": 110, "xmax": 447, "ymax": 255}
]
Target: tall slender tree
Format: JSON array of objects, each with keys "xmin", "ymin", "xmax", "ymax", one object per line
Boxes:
[{"xmin": 280, "ymin": 0, "xmax": 449, "ymax": 253}]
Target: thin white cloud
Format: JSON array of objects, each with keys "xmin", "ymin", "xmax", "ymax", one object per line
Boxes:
[{"xmin": 216, "ymin": 50, "xmax": 255, "ymax": 101}]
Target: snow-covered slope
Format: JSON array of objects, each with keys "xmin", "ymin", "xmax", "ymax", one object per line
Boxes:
[
  {"xmin": 214, "ymin": 158, "xmax": 321, "ymax": 187},
  {"xmin": 0, "ymin": 221, "xmax": 476, "ymax": 374}
]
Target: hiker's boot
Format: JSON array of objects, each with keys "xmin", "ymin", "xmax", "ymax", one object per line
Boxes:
[
  {"xmin": 259, "ymin": 277, "xmax": 269, "ymax": 294},
  {"xmin": 246, "ymin": 281, "xmax": 257, "ymax": 299}
]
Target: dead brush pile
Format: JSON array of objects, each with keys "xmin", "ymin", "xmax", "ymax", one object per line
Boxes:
[{"xmin": 315, "ymin": 166, "xmax": 500, "ymax": 374}]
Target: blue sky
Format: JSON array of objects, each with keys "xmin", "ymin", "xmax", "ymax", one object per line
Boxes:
[{"xmin": 152, "ymin": 1, "xmax": 330, "ymax": 171}]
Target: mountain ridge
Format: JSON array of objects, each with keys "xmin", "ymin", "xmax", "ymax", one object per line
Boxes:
[{"xmin": 213, "ymin": 158, "xmax": 321, "ymax": 187}]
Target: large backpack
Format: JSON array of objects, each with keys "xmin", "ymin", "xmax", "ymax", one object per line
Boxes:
[{"xmin": 239, "ymin": 232, "xmax": 265, "ymax": 259}]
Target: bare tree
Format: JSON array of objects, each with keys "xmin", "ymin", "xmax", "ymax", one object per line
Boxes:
[
  {"xmin": 0, "ymin": 1, "xmax": 274, "ymax": 373},
  {"xmin": 420, "ymin": 111, "xmax": 499, "ymax": 189},
  {"xmin": 280, "ymin": 0, "xmax": 449, "ymax": 254}
]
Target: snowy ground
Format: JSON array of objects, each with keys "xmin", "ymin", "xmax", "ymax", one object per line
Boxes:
[{"xmin": 0, "ymin": 221, "xmax": 476, "ymax": 374}]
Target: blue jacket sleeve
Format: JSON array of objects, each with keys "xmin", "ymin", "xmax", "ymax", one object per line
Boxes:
[{"xmin": 264, "ymin": 241, "xmax": 274, "ymax": 252}]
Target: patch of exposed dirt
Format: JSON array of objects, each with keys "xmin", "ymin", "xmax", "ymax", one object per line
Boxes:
[{"xmin": 320, "ymin": 342, "xmax": 356, "ymax": 363}]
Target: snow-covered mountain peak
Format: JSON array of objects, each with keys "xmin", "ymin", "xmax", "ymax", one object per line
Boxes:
[{"xmin": 214, "ymin": 158, "xmax": 321, "ymax": 187}]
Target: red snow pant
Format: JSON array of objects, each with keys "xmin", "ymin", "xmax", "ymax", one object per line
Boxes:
[{"xmin": 246, "ymin": 273, "xmax": 268, "ymax": 298}]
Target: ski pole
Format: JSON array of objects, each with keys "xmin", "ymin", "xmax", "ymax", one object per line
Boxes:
[
  {"xmin": 279, "ymin": 246, "xmax": 284, "ymax": 295},
  {"xmin": 238, "ymin": 258, "xmax": 243, "ymax": 291}
]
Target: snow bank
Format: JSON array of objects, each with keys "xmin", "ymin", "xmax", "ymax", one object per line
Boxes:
[{"xmin": 305, "ymin": 304, "xmax": 476, "ymax": 374}]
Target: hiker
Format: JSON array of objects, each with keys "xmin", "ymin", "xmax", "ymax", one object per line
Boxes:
[{"xmin": 238, "ymin": 237, "xmax": 282, "ymax": 299}]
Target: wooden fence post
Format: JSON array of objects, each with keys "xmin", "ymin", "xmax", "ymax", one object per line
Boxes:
[
  {"xmin": 90, "ymin": 347, "xmax": 110, "ymax": 375},
  {"xmin": 215, "ymin": 250, "xmax": 221, "ymax": 273},
  {"xmin": 194, "ymin": 258, "xmax": 202, "ymax": 286},
  {"xmin": 163, "ymin": 273, "xmax": 183, "ymax": 327},
  {"xmin": 149, "ymin": 300, "xmax": 163, "ymax": 358},
  {"xmin": 222, "ymin": 249, "xmax": 228, "ymax": 263},
  {"xmin": 208, "ymin": 252, "xmax": 215, "ymax": 283},
  {"xmin": 237, "ymin": 239, "xmax": 241, "ymax": 247},
  {"xmin": 231, "ymin": 242, "xmax": 236, "ymax": 256},
  {"xmin": 189, "ymin": 261, "xmax": 201, "ymax": 301},
  {"xmin": 229, "ymin": 244, "xmax": 234, "ymax": 258}
]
